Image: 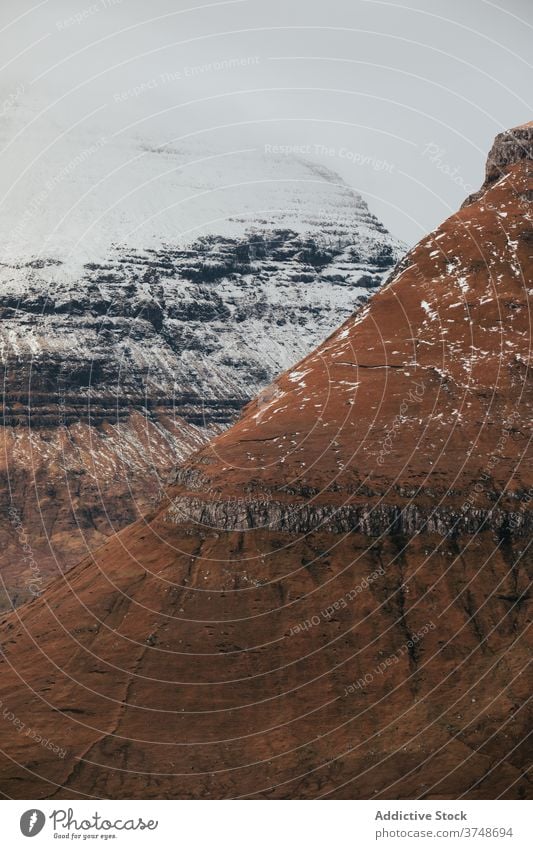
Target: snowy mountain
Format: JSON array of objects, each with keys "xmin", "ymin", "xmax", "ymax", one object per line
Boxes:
[{"xmin": 0, "ymin": 127, "xmax": 404, "ymax": 609}]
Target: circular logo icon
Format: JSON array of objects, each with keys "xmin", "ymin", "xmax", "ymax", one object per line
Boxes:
[{"xmin": 20, "ymin": 810, "xmax": 46, "ymax": 837}]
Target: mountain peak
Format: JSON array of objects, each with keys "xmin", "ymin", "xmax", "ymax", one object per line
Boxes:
[{"xmin": 486, "ymin": 122, "xmax": 533, "ymax": 180}]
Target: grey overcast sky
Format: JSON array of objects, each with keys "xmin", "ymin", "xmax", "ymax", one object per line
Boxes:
[{"xmin": 0, "ymin": 0, "xmax": 531, "ymax": 245}]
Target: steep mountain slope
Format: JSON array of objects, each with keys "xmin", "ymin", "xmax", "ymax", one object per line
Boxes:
[
  {"xmin": 173, "ymin": 126, "xmax": 532, "ymax": 533},
  {"xmin": 0, "ymin": 124, "xmax": 530, "ymax": 800},
  {"xmin": 0, "ymin": 144, "xmax": 403, "ymax": 609}
]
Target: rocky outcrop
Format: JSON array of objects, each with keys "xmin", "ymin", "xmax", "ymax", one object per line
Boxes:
[
  {"xmin": 485, "ymin": 122, "xmax": 533, "ymax": 182},
  {"xmin": 0, "ymin": 160, "xmax": 403, "ymax": 610}
]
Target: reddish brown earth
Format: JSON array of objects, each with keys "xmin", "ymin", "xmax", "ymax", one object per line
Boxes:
[{"xmin": 0, "ymin": 124, "xmax": 531, "ymax": 800}]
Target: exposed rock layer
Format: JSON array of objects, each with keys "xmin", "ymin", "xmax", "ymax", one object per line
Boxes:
[{"xmin": 462, "ymin": 121, "xmax": 533, "ymax": 207}]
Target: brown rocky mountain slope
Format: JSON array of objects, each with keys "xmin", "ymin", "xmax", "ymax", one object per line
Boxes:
[{"xmin": 0, "ymin": 124, "xmax": 531, "ymax": 800}]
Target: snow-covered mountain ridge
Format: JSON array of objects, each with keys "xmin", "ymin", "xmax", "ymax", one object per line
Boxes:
[
  {"xmin": 1, "ymin": 219, "xmax": 401, "ymax": 427},
  {"xmin": 0, "ymin": 143, "xmax": 404, "ymax": 609}
]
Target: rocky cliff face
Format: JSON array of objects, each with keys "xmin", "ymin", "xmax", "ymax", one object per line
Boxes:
[
  {"xmin": 0, "ymin": 151, "xmax": 403, "ymax": 609},
  {"xmin": 0, "ymin": 125, "xmax": 530, "ymax": 801}
]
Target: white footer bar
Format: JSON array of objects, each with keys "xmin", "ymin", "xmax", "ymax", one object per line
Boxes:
[{"xmin": 3, "ymin": 799, "xmax": 531, "ymax": 848}]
